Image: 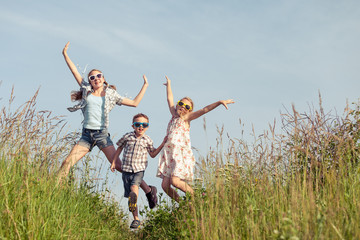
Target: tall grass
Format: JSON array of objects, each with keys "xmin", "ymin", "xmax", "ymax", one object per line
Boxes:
[
  {"xmin": 1, "ymin": 88, "xmax": 359, "ymax": 239},
  {"xmin": 0, "ymin": 89, "xmax": 135, "ymax": 239},
  {"xmin": 141, "ymin": 95, "xmax": 360, "ymax": 240}
]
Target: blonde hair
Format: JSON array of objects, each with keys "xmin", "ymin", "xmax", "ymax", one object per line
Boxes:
[
  {"xmin": 70, "ymin": 69, "xmax": 117, "ymax": 101},
  {"xmin": 180, "ymin": 96, "xmax": 194, "ymax": 112}
]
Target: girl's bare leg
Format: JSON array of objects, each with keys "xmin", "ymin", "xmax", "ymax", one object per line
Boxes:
[
  {"xmin": 102, "ymin": 145, "xmax": 151, "ymax": 193},
  {"xmin": 162, "ymin": 176, "xmax": 180, "ymax": 202},
  {"xmin": 102, "ymin": 145, "xmax": 122, "ymax": 171},
  {"xmin": 171, "ymin": 176, "xmax": 194, "ymax": 195},
  {"xmin": 57, "ymin": 144, "xmax": 89, "ymax": 184}
]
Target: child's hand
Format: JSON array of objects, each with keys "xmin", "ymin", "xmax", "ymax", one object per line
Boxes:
[
  {"xmin": 143, "ymin": 75, "xmax": 148, "ymax": 86},
  {"xmin": 220, "ymin": 99, "xmax": 235, "ymax": 110},
  {"xmin": 62, "ymin": 41, "xmax": 70, "ymax": 55},
  {"xmin": 110, "ymin": 161, "xmax": 116, "ymax": 172},
  {"xmin": 164, "ymin": 75, "xmax": 171, "ymax": 86}
]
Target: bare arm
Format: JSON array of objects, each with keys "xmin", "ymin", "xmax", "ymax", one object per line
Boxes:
[
  {"xmin": 121, "ymin": 75, "xmax": 149, "ymax": 107},
  {"xmin": 164, "ymin": 76, "xmax": 176, "ymax": 116},
  {"xmin": 185, "ymin": 99, "xmax": 235, "ymax": 122},
  {"xmin": 110, "ymin": 146, "xmax": 123, "ymax": 172},
  {"xmin": 62, "ymin": 42, "xmax": 83, "ymax": 86},
  {"xmin": 149, "ymin": 136, "xmax": 168, "ymax": 158}
]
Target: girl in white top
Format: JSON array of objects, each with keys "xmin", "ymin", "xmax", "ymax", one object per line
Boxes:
[{"xmin": 58, "ymin": 42, "xmax": 157, "ymax": 207}]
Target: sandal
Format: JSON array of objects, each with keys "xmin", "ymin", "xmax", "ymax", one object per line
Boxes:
[{"xmin": 130, "ymin": 220, "xmax": 141, "ymax": 229}]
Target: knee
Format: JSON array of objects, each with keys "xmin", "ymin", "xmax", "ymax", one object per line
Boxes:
[
  {"xmin": 62, "ymin": 153, "xmax": 78, "ymax": 166},
  {"xmin": 60, "ymin": 158, "xmax": 71, "ymax": 168},
  {"xmin": 161, "ymin": 180, "xmax": 171, "ymax": 192},
  {"xmin": 130, "ymin": 185, "xmax": 139, "ymax": 194},
  {"xmin": 170, "ymin": 177, "xmax": 181, "ymax": 188}
]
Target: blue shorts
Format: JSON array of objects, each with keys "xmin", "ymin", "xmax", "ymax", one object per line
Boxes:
[
  {"xmin": 122, "ymin": 171, "xmax": 144, "ymax": 198},
  {"xmin": 77, "ymin": 128, "xmax": 113, "ymax": 151}
]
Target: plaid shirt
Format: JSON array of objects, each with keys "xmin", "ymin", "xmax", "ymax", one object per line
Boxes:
[{"xmin": 117, "ymin": 131, "xmax": 155, "ymax": 173}]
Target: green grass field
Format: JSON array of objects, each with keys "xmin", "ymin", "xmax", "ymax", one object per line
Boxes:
[{"xmin": 1, "ymin": 91, "xmax": 359, "ymax": 239}]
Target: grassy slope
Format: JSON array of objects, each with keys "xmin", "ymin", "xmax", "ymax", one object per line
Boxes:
[{"xmin": 1, "ymin": 91, "xmax": 359, "ymax": 239}]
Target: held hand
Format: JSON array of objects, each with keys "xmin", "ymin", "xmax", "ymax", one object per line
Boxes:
[
  {"xmin": 143, "ymin": 75, "xmax": 148, "ymax": 86},
  {"xmin": 220, "ymin": 99, "xmax": 235, "ymax": 110},
  {"xmin": 62, "ymin": 41, "xmax": 70, "ymax": 56},
  {"xmin": 110, "ymin": 162, "xmax": 116, "ymax": 172},
  {"xmin": 164, "ymin": 75, "xmax": 171, "ymax": 87}
]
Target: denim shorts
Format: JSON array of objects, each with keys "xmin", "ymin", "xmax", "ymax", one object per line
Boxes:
[
  {"xmin": 77, "ymin": 128, "xmax": 113, "ymax": 151},
  {"xmin": 122, "ymin": 171, "xmax": 144, "ymax": 198}
]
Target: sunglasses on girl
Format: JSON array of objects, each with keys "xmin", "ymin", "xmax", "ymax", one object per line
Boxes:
[
  {"xmin": 88, "ymin": 73, "xmax": 103, "ymax": 81},
  {"xmin": 177, "ymin": 101, "xmax": 192, "ymax": 111},
  {"xmin": 133, "ymin": 122, "xmax": 149, "ymax": 128}
]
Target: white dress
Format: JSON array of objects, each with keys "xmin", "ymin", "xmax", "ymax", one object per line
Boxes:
[{"xmin": 156, "ymin": 116, "xmax": 195, "ymax": 181}]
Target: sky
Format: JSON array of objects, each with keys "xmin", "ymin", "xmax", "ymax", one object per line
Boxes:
[{"xmin": 1, "ymin": 0, "xmax": 360, "ymax": 212}]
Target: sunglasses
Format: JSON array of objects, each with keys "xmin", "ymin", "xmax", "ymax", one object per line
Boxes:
[
  {"xmin": 88, "ymin": 73, "xmax": 103, "ymax": 81},
  {"xmin": 177, "ymin": 101, "xmax": 192, "ymax": 111},
  {"xmin": 133, "ymin": 122, "xmax": 149, "ymax": 128}
]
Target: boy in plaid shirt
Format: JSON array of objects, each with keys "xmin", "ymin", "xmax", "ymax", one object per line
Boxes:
[{"xmin": 111, "ymin": 113, "xmax": 167, "ymax": 229}]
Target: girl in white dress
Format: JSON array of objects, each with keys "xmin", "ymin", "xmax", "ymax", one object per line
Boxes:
[{"xmin": 157, "ymin": 76, "xmax": 234, "ymax": 202}]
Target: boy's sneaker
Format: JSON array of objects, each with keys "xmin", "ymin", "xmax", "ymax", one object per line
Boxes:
[
  {"xmin": 128, "ymin": 192, "xmax": 137, "ymax": 212},
  {"xmin": 130, "ymin": 220, "xmax": 141, "ymax": 229},
  {"xmin": 146, "ymin": 185, "xmax": 158, "ymax": 209}
]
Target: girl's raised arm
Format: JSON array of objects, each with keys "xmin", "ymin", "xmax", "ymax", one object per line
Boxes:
[
  {"xmin": 62, "ymin": 42, "xmax": 83, "ymax": 86},
  {"xmin": 164, "ymin": 76, "xmax": 176, "ymax": 116},
  {"xmin": 121, "ymin": 75, "xmax": 149, "ymax": 107},
  {"xmin": 185, "ymin": 99, "xmax": 235, "ymax": 122}
]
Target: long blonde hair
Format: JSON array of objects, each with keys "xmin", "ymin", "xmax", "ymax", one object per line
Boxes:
[{"xmin": 70, "ymin": 69, "xmax": 116, "ymax": 101}]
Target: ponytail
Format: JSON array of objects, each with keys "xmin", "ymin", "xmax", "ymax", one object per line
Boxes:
[{"xmin": 71, "ymin": 90, "xmax": 82, "ymax": 101}]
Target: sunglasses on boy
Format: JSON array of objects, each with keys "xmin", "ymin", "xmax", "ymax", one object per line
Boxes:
[
  {"xmin": 133, "ymin": 122, "xmax": 149, "ymax": 128},
  {"xmin": 88, "ymin": 73, "xmax": 103, "ymax": 81},
  {"xmin": 177, "ymin": 101, "xmax": 192, "ymax": 111}
]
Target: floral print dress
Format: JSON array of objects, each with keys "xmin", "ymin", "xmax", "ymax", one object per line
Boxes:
[{"xmin": 156, "ymin": 116, "xmax": 195, "ymax": 181}]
